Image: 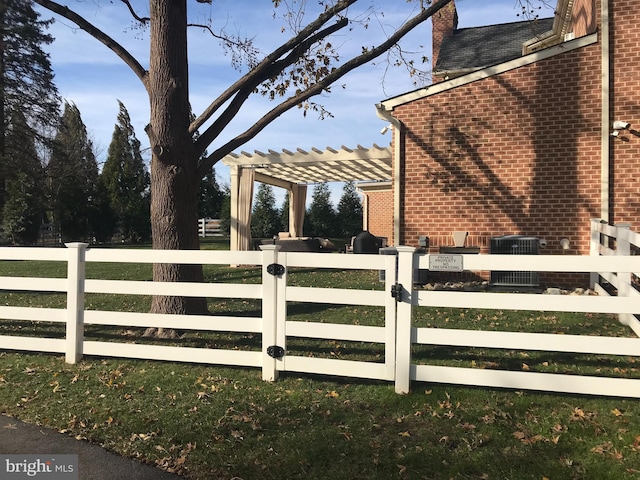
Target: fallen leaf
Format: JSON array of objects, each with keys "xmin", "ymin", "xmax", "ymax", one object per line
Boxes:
[
  {"xmin": 591, "ymin": 441, "xmax": 613, "ymax": 455},
  {"xmin": 611, "ymin": 408, "xmax": 624, "ymax": 417},
  {"xmin": 610, "ymin": 449, "xmax": 624, "ymax": 461}
]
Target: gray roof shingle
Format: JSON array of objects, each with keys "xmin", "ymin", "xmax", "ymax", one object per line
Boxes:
[{"xmin": 435, "ymin": 17, "xmax": 555, "ymax": 74}]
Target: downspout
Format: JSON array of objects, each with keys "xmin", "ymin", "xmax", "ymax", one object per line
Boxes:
[
  {"xmin": 600, "ymin": 0, "xmax": 610, "ymax": 223},
  {"xmin": 376, "ymin": 104, "xmax": 403, "ymax": 246}
]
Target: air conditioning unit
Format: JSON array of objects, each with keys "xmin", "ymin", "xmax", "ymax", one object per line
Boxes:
[{"xmin": 490, "ymin": 235, "xmax": 540, "ymax": 287}]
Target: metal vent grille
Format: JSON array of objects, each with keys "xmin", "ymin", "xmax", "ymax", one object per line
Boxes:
[{"xmin": 490, "ymin": 235, "xmax": 540, "ymax": 287}]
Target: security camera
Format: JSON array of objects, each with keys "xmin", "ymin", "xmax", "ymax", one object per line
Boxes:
[
  {"xmin": 613, "ymin": 121, "xmax": 630, "ymax": 130},
  {"xmin": 380, "ymin": 124, "xmax": 392, "ymax": 135}
]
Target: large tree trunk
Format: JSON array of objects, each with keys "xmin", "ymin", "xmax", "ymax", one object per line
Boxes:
[{"xmin": 146, "ymin": 0, "xmax": 208, "ymax": 326}]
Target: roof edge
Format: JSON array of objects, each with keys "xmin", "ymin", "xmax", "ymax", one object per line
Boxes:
[
  {"xmin": 523, "ymin": 0, "xmax": 575, "ymax": 54},
  {"xmin": 379, "ymin": 32, "xmax": 598, "ymax": 111},
  {"xmin": 357, "ymin": 181, "xmax": 392, "ymax": 192}
]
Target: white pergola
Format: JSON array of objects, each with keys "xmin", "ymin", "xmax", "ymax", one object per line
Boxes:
[{"xmin": 222, "ymin": 144, "xmax": 392, "ymax": 250}]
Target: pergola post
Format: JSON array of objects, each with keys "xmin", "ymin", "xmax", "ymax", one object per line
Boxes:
[
  {"xmin": 230, "ymin": 165, "xmax": 239, "ymax": 251},
  {"xmin": 289, "ymin": 184, "xmax": 307, "ymax": 237}
]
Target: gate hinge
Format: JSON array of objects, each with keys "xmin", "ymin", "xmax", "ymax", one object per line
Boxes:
[
  {"xmin": 267, "ymin": 345, "xmax": 285, "ymax": 359},
  {"xmin": 390, "ymin": 283, "xmax": 403, "ymax": 300},
  {"xmin": 267, "ymin": 263, "xmax": 286, "ymax": 276}
]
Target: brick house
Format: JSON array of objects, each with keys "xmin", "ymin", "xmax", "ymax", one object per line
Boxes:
[{"xmin": 363, "ymin": 0, "xmax": 639, "ymax": 285}]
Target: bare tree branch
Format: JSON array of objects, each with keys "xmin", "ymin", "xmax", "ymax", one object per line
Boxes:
[
  {"xmin": 193, "ymin": 16, "xmax": 348, "ymax": 157},
  {"xmin": 198, "ymin": 0, "xmax": 454, "ymax": 176},
  {"xmin": 120, "ymin": 0, "xmax": 150, "ymax": 24},
  {"xmin": 189, "ymin": 0, "xmax": 356, "ymax": 135},
  {"xmin": 33, "ymin": 0, "xmax": 149, "ymax": 90}
]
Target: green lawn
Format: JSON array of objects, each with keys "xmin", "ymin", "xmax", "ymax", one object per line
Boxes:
[{"xmin": 0, "ymin": 240, "xmax": 638, "ymax": 479}]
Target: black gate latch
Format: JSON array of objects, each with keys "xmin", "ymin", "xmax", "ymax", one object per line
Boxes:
[
  {"xmin": 390, "ymin": 283, "xmax": 403, "ymax": 300},
  {"xmin": 267, "ymin": 263, "xmax": 286, "ymax": 276},
  {"xmin": 267, "ymin": 345, "xmax": 285, "ymax": 359}
]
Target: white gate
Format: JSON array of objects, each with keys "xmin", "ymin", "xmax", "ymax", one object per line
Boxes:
[{"xmin": 263, "ymin": 247, "xmax": 399, "ymax": 383}]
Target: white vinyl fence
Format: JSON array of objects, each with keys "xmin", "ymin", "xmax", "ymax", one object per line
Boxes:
[
  {"xmin": 0, "ymin": 220, "xmax": 639, "ymax": 398},
  {"xmin": 590, "ymin": 219, "xmax": 640, "ymax": 336},
  {"xmin": 198, "ymin": 218, "xmax": 222, "ymax": 237}
]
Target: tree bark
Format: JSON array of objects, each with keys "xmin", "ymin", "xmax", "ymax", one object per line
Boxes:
[{"xmin": 147, "ymin": 0, "xmax": 207, "ymax": 321}]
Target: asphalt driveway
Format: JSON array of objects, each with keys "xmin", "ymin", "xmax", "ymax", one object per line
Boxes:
[{"xmin": 0, "ymin": 414, "xmax": 183, "ymax": 479}]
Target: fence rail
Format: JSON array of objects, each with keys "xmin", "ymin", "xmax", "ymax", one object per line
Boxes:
[{"xmin": 0, "ymin": 219, "xmax": 639, "ymax": 398}]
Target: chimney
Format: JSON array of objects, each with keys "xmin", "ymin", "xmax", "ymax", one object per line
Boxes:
[{"xmin": 431, "ymin": 0, "xmax": 458, "ymax": 81}]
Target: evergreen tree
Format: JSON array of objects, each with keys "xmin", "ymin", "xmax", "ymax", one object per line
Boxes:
[
  {"xmin": 0, "ymin": 0, "xmax": 59, "ymax": 212},
  {"xmin": 251, "ymin": 183, "xmax": 280, "ymax": 239},
  {"xmin": 90, "ymin": 175, "xmax": 117, "ymax": 244},
  {"xmin": 306, "ymin": 182, "xmax": 336, "ymax": 237},
  {"xmin": 2, "ymin": 110, "xmax": 46, "ymax": 244},
  {"xmin": 280, "ymin": 191, "xmax": 290, "ymax": 233},
  {"xmin": 47, "ymin": 102, "xmax": 98, "ymax": 242},
  {"xmin": 198, "ymin": 169, "xmax": 224, "ymax": 219},
  {"xmin": 336, "ymin": 181, "xmax": 363, "ymax": 237},
  {"xmin": 218, "ymin": 184, "xmax": 231, "ymax": 237},
  {"xmin": 101, "ymin": 101, "xmax": 150, "ymax": 242}
]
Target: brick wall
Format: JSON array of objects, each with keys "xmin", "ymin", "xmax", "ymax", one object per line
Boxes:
[
  {"xmin": 383, "ymin": 0, "xmax": 640, "ymax": 287},
  {"xmin": 363, "ymin": 189, "xmax": 394, "ymax": 243},
  {"xmin": 394, "ymin": 39, "xmax": 603, "ymax": 256},
  {"xmin": 609, "ymin": 0, "xmax": 640, "ymax": 230},
  {"xmin": 571, "ymin": 0, "xmax": 596, "ymax": 36}
]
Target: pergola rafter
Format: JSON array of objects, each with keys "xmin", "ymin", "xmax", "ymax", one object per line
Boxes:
[{"xmin": 223, "ymin": 144, "xmax": 392, "ymax": 184}]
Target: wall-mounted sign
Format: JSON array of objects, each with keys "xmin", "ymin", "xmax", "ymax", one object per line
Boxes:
[{"xmin": 428, "ymin": 254, "xmax": 463, "ymax": 272}]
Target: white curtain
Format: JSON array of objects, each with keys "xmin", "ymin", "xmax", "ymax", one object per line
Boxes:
[
  {"xmin": 290, "ymin": 184, "xmax": 307, "ymax": 237},
  {"xmin": 236, "ymin": 167, "xmax": 255, "ymax": 251}
]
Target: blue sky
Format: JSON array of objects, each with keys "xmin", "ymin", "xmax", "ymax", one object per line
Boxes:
[{"xmin": 35, "ymin": 0, "xmax": 554, "ymax": 206}]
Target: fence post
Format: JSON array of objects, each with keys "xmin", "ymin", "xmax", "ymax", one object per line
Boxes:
[
  {"xmin": 260, "ymin": 245, "xmax": 283, "ymax": 381},
  {"xmin": 395, "ymin": 246, "xmax": 416, "ymax": 394},
  {"xmin": 615, "ymin": 223, "xmax": 632, "ymax": 326},
  {"xmin": 65, "ymin": 242, "xmax": 88, "ymax": 364}
]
